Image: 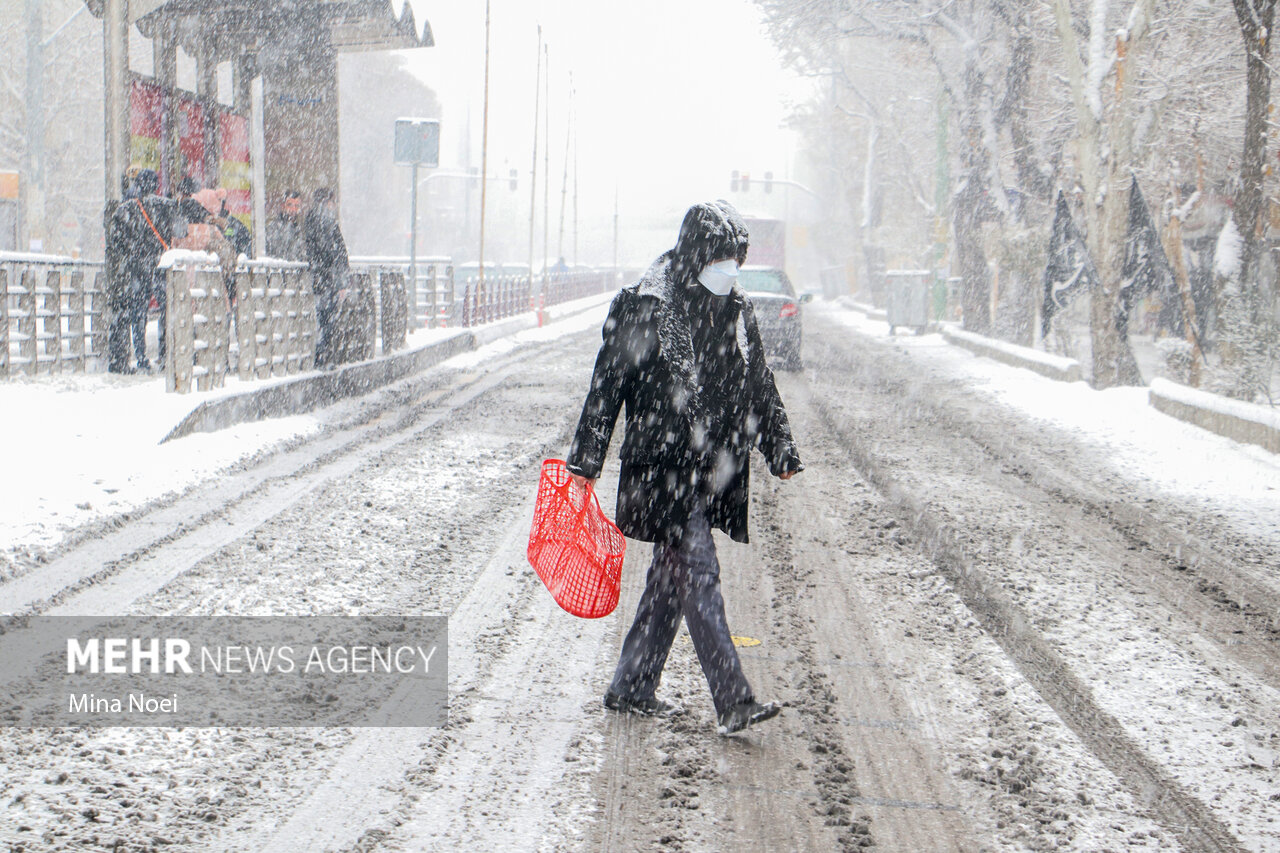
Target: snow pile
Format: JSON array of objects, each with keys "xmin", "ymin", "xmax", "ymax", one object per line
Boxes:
[
  {"xmin": 941, "ymin": 324, "xmax": 1083, "ymax": 382},
  {"xmin": 1213, "ymin": 218, "xmax": 1242, "ymax": 281},
  {"xmin": 1151, "ymin": 378, "xmax": 1280, "ymax": 430},
  {"xmin": 0, "ymin": 374, "xmax": 319, "ymax": 565}
]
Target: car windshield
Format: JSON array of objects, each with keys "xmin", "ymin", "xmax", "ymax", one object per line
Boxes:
[{"xmin": 738, "ymin": 268, "xmax": 789, "ymax": 294}]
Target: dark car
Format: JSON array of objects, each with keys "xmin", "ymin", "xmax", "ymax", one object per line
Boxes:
[{"xmin": 738, "ymin": 265, "xmax": 810, "ymax": 371}]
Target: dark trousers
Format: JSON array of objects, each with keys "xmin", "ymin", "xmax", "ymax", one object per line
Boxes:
[
  {"xmin": 314, "ymin": 288, "xmax": 337, "ymax": 367},
  {"xmin": 153, "ymin": 272, "xmax": 167, "ymax": 365},
  {"xmin": 609, "ymin": 504, "xmax": 753, "ymax": 715},
  {"xmin": 107, "ymin": 278, "xmax": 148, "ymax": 372}
]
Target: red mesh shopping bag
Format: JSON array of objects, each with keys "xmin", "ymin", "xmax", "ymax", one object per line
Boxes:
[{"xmin": 528, "ymin": 458, "xmax": 626, "ymax": 618}]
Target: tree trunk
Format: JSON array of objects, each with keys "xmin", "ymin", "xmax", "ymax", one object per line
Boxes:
[
  {"xmin": 954, "ymin": 59, "xmax": 993, "ymax": 335},
  {"xmin": 1088, "ymin": 158, "xmax": 1145, "ymax": 388},
  {"xmin": 1217, "ymin": 0, "xmax": 1277, "ymax": 399}
]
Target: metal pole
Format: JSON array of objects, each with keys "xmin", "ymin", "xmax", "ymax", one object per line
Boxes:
[
  {"xmin": 409, "ymin": 160, "xmax": 418, "ymax": 325},
  {"xmin": 478, "ymin": 0, "xmax": 492, "ymax": 292},
  {"xmin": 542, "ymin": 43, "xmax": 549, "ymax": 284},
  {"xmin": 103, "ymin": 0, "xmax": 129, "ymax": 213},
  {"xmin": 573, "ymin": 92, "xmax": 579, "ymax": 268},
  {"xmin": 557, "ymin": 73, "xmax": 571, "ymax": 261},
  {"xmin": 24, "ymin": 0, "xmax": 44, "ymax": 251},
  {"xmin": 528, "ymin": 25, "xmax": 541, "ymax": 295}
]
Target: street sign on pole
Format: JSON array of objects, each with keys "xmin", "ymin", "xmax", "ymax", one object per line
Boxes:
[
  {"xmin": 395, "ymin": 118, "xmax": 440, "ymax": 167},
  {"xmin": 396, "ymin": 118, "xmax": 440, "ymax": 325}
]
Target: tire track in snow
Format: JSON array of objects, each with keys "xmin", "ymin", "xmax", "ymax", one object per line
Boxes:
[{"xmin": 801, "ymin": 316, "xmax": 1248, "ymax": 853}]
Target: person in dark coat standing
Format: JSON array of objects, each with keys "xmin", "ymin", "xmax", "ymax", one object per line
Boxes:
[
  {"xmin": 304, "ymin": 187, "xmax": 350, "ymax": 368},
  {"xmin": 105, "ymin": 169, "xmax": 177, "ymax": 373},
  {"xmin": 266, "ymin": 190, "xmax": 307, "ymax": 261},
  {"xmin": 567, "ymin": 200, "xmax": 803, "ymax": 735}
]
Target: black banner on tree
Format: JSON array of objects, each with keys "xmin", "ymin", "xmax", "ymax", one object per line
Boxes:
[
  {"xmin": 1120, "ymin": 176, "xmax": 1177, "ymax": 339},
  {"xmin": 1041, "ymin": 191, "xmax": 1101, "ymax": 337}
]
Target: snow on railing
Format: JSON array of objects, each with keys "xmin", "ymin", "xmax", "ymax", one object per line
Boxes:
[
  {"xmin": 455, "ymin": 270, "xmax": 618, "ymax": 328},
  {"xmin": 164, "ymin": 257, "xmax": 410, "ymax": 393},
  {"xmin": 0, "ymin": 254, "xmax": 107, "ymax": 378}
]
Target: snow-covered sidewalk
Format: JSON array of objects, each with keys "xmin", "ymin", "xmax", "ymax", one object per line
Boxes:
[{"xmin": 0, "ymin": 296, "xmax": 611, "ymax": 569}]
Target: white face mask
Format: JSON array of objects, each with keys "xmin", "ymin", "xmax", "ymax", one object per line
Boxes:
[{"xmin": 697, "ymin": 259, "xmax": 739, "ymax": 296}]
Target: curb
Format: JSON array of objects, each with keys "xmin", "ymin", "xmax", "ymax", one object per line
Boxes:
[
  {"xmin": 161, "ymin": 294, "xmax": 612, "ymax": 443},
  {"xmin": 1149, "ymin": 378, "xmax": 1280, "ymax": 454},
  {"xmin": 941, "ymin": 325, "xmax": 1083, "ymax": 383},
  {"xmin": 837, "ymin": 296, "xmax": 888, "ymax": 321}
]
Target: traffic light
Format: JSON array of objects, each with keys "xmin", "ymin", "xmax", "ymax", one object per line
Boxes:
[
  {"xmin": 509, "ymin": 168, "xmax": 518, "ymax": 191},
  {"xmin": 741, "ymin": 172, "xmax": 751, "ymax": 191},
  {"xmin": 764, "ymin": 171, "xmax": 773, "ymax": 193},
  {"xmin": 731, "ymin": 170, "xmax": 740, "ymax": 192}
]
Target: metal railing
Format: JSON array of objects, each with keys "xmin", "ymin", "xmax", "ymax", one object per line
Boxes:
[
  {"xmin": 457, "ymin": 270, "xmax": 618, "ymax": 328},
  {"xmin": 1, "ymin": 252, "xmax": 617, "ymax": 390},
  {"xmin": 349, "ymin": 255, "xmax": 452, "ymax": 328},
  {"xmin": 164, "ymin": 258, "xmax": 407, "ymax": 393},
  {"xmin": 0, "ymin": 253, "xmax": 108, "ymax": 377}
]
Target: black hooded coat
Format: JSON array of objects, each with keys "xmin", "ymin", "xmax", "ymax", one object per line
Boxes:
[
  {"xmin": 106, "ymin": 170, "xmax": 177, "ymax": 310},
  {"xmin": 304, "ymin": 204, "xmax": 350, "ymax": 296},
  {"xmin": 566, "ymin": 202, "xmax": 802, "ymax": 545}
]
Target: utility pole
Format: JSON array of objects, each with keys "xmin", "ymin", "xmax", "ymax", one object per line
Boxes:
[
  {"xmin": 612, "ymin": 183, "xmax": 619, "ymax": 276},
  {"xmin": 557, "ymin": 73, "xmax": 571, "ymax": 261},
  {"xmin": 477, "ymin": 0, "xmax": 492, "ymax": 288},
  {"xmin": 542, "ymin": 43, "xmax": 550, "ymax": 280},
  {"xmin": 527, "ymin": 25, "xmax": 541, "ymax": 292},
  {"xmin": 24, "ymin": 0, "xmax": 44, "ymax": 250},
  {"xmin": 103, "ymin": 0, "xmax": 130, "ymax": 243},
  {"xmin": 573, "ymin": 94, "xmax": 579, "ymax": 267}
]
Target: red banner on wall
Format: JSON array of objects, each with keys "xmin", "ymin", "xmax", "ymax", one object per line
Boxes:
[
  {"xmin": 219, "ymin": 112, "xmax": 251, "ymax": 227},
  {"xmin": 128, "ymin": 80, "xmax": 163, "ymax": 179},
  {"xmin": 177, "ymin": 96, "xmax": 206, "ymax": 187}
]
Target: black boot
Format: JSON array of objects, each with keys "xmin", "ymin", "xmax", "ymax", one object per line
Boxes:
[
  {"xmin": 603, "ymin": 690, "xmax": 682, "ymax": 717},
  {"xmin": 717, "ymin": 700, "xmax": 781, "ymax": 735}
]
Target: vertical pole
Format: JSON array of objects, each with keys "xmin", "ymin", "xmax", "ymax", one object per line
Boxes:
[
  {"xmin": 24, "ymin": 0, "xmax": 44, "ymax": 251},
  {"xmin": 250, "ymin": 75, "xmax": 267, "ymax": 256},
  {"xmin": 155, "ymin": 21, "xmax": 178, "ymax": 193},
  {"xmin": 612, "ymin": 183, "xmax": 619, "ymax": 278},
  {"xmin": 542, "ymin": 44, "xmax": 550, "ymax": 285},
  {"xmin": 409, "ymin": 160, "xmax": 418, "ymax": 326},
  {"xmin": 478, "ymin": 0, "xmax": 492, "ymax": 291},
  {"xmin": 197, "ymin": 39, "xmax": 219, "ymax": 187},
  {"xmin": 558, "ymin": 73, "xmax": 571, "ymax": 260},
  {"xmin": 573, "ymin": 96, "xmax": 579, "ymax": 267},
  {"xmin": 103, "ymin": 0, "xmax": 129, "ymax": 214},
  {"xmin": 528, "ymin": 25, "xmax": 541, "ymax": 297}
]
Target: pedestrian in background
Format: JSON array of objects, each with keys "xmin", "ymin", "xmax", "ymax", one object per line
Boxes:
[
  {"xmin": 304, "ymin": 187, "xmax": 350, "ymax": 368},
  {"xmin": 215, "ymin": 188, "xmax": 253, "ymax": 261},
  {"xmin": 105, "ymin": 169, "xmax": 177, "ymax": 373},
  {"xmin": 567, "ymin": 199, "xmax": 803, "ymax": 735},
  {"xmin": 266, "ymin": 189, "xmax": 306, "ymax": 261}
]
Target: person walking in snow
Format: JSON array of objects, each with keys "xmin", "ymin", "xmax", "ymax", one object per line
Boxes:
[{"xmin": 566, "ymin": 200, "xmax": 803, "ymax": 735}]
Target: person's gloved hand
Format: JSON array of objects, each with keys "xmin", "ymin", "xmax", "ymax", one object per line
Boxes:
[{"xmin": 569, "ymin": 473, "xmax": 596, "ymax": 490}]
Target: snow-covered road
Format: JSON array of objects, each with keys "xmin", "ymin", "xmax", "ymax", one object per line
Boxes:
[{"xmin": 1, "ymin": 300, "xmax": 1276, "ymax": 852}]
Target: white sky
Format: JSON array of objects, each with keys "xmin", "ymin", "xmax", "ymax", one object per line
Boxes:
[{"xmin": 394, "ymin": 0, "xmax": 815, "ymax": 264}]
